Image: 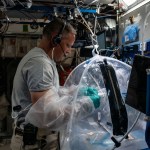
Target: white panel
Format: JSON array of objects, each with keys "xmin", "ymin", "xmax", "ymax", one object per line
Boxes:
[
  {"xmin": 5, "ymin": 18, "xmax": 43, "ymax": 34},
  {"xmin": 7, "ymin": 24, "xmax": 42, "ymax": 34}
]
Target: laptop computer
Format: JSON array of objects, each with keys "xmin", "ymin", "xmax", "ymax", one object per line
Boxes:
[{"xmin": 125, "ymin": 54, "xmax": 150, "ymax": 114}]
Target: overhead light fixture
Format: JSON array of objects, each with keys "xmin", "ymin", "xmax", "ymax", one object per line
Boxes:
[{"xmin": 122, "ymin": 0, "xmax": 137, "ymax": 6}]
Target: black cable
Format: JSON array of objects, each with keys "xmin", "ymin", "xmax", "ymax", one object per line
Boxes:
[
  {"xmin": 59, "ymin": 44, "xmax": 67, "ymax": 58},
  {"xmin": 16, "ymin": 10, "xmax": 37, "ymax": 22}
]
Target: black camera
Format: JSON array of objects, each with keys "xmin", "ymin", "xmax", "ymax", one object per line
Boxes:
[{"xmin": 23, "ymin": 123, "xmax": 38, "ymax": 146}]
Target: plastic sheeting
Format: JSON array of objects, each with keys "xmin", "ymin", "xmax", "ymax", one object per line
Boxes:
[
  {"xmin": 60, "ymin": 55, "xmax": 147, "ymax": 150},
  {"xmin": 26, "ymin": 55, "xmax": 147, "ymax": 149},
  {"xmin": 25, "ymin": 85, "xmax": 96, "ymax": 132}
]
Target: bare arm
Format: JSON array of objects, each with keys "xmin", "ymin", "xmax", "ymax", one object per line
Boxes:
[
  {"xmin": 26, "ymin": 88, "xmax": 95, "ymax": 130},
  {"xmin": 30, "ymin": 90, "xmax": 49, "ymax": 104}
]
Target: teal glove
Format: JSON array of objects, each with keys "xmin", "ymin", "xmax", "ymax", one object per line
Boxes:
[{"xmin": 80, "ymin": 87, "xmax": 101, "ymax": 109}]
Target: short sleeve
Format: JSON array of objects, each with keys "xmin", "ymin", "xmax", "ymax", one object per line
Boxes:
[{"xmin": 22, "ymin": 57, "xmax": 54, "ymax": 92}]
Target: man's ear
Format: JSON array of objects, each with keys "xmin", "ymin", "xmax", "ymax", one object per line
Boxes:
[{"xmin": 50, "ymin": 32, "xmax": 58, "ymax": 47}]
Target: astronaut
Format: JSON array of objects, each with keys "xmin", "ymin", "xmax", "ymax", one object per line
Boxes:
[{"xmin": 11, "ymin": 18, "xmax": 100, "ymax": 150}]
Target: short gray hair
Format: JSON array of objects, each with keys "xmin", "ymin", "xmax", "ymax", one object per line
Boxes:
[{"xmin": 43, "ymin": 18, "xmax": 76, "ymax": 39}]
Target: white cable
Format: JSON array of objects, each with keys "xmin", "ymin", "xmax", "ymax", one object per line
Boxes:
[
  {"xmin": 77, "ymin": 20, "xmax": 90, "ymax": 30},
  {"xmin": 74, "ymin": 0, "xmax": 95, "ymax": 36},
  {"xmin": 118, "ymin": 112, "xmax": 141, "ymax": 142},
  {"xmin": 52, "ymin": 47, "xmax": 55, "ymax": 60},
  {"xmin": 86, "ymin": 0, "xmax": 99, "ymax": 6},
  {"xmin": 99, "ymin": 49, "xmax": 117, "ymax": 52},
  {"xmin": 92, "ymin": 48, "xmax": 97, "ymax": 56},
  {"xmin": 111, "ymin": 112, "xmax": 141, "ymax": 150},
  {"xmin": 74, "ymin": 0, "xmax": 100, "ymax": 57},
  {"xmin": 94, "ymin": 15, "xmax": 97, "ymax": 35},
  {"xmin": 92, "ymin": 14, "xmax": 99, "ymax": 55},
  {"xmin": 91, "ymin": 35, "xmax": 99, "ymax": 55},
  {"xmin": 59, "ymin": 64, "xmax": 67, "ymax": 73}
]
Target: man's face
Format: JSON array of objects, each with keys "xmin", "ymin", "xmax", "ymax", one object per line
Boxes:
[{"xmin": 54, "ymin": 32, "xmax": 75, "ymax": 62}]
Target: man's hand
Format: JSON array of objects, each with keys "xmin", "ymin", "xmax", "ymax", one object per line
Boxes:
[{"xmin": 80, "ymin": 87, "xmax": 101, "ymax": 109}]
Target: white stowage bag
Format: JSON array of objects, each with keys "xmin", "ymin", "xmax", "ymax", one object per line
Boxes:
[{"xmin": 26, "ymin": 55, "xmax": 147, "ymax": 150}]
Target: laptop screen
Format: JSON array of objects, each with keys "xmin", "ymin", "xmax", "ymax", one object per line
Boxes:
[{"xmin": 125, "ymin": 54, "xmax": 150, "ymax": 114}]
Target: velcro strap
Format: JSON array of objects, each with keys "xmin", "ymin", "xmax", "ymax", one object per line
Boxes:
[{"xmin": 15, "ymin": 127, "xmax": 24, "ymax": 136}]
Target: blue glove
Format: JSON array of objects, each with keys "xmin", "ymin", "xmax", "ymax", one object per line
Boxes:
[{"xmin": 80, "ymin": 87, "xmax": 101, "ymax": 109}]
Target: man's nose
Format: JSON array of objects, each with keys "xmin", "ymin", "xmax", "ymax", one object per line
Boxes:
[
  {"xmin": 66, "ymin": 48, "xmax": 72, "ymax": 55},
  {"xmin": 65, "ymin": 51, "xmax": 70, "ymax": 56}
]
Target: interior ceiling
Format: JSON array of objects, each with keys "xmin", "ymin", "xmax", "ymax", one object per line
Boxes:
[
  {"xmin": 1, "ymin": 0, "xmax": 117, "ymax": 34},
  {"xmin": 1, "ymin": 0, "xmax": 117, "ymax": 20},
  {"xmin": 0, "ymin": 0, "xmax": 118, "ymax": 46}
]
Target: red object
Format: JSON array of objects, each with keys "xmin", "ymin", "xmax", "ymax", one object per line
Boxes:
[{"xmin": 59, "ymin": 67, "xmax": 73, "ymax": 86}]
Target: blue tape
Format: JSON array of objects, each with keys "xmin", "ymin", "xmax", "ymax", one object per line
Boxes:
[{"xmin": 79, "ymin": 8, "xmax": 96, "ymax": 13}]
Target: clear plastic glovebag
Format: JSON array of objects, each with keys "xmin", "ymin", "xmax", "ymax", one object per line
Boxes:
[{"xmin": 60, "ymin": 55, "xmax": 147, "ymax": 150}]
